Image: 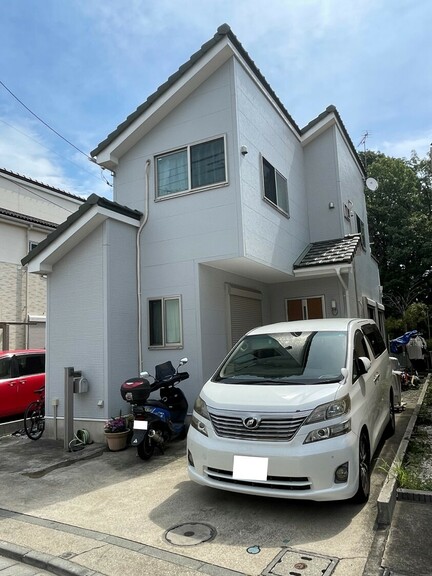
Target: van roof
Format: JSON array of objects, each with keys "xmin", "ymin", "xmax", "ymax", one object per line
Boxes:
[{"xmin": 248, "ymin": 318, "xmax": 373, "ymax": 335}]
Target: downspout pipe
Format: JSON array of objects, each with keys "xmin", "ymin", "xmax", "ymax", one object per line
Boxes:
[
  {"xmin": 137, "ymin": 160, "xmax": 151, "ymax": 372},
  {"xmin": 335, "ymin": 266, "xmax": 350, "ymax": 317}
]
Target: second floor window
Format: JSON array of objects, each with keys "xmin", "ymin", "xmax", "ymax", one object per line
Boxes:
[
  {"xmin": 156, "ymin": 136, "xmax": 226, "ymax": 198},
  {"xmin": 356, "ymin": 214, "xmax": 366, "ymax": 250},
  {"xmin": 262, "ymin": 157, "xmax": 289, "ymax": 215}
]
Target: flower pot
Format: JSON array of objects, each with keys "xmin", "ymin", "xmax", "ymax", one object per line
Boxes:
[{"xmin": 104, "ymin": 429, "xmax": 129, "ymax": 451}]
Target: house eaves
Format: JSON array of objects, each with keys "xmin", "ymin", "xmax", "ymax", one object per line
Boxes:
[
  {"xmin": 0, "ymin": 207, "xmax": 57, "ymax": 230},
  {"xmin": 0, "ymin": 167, "xmax": 85, "ymax": 203},
  {"xmin": 91, "ymin": 24, "xmax": 301, "ymax": 170},
  {"xmin": 293, "ymin": 234, "xmax": 361, "ymax": 279},
  {"xmin": 300, "ymin": 106, "xmax": 366, "ymax": 178},
  {"xmin": 21, "ymin": 194, "xmax": 142, "ymax": 274}
]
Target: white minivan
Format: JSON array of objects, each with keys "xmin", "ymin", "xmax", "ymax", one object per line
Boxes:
[{"xmin": 187, "ymin": 318, "xmax": 395, "ymax": 503}]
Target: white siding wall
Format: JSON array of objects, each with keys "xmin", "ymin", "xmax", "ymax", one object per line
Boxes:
[
  {"xmin": 303, "ymin": 128, "xmax": 344, "ymax": 243},
  {"xmin": 235, "ymin": 61, "xmax": 310, "ymax": 272},
  {"xmin": 47, "ymin": 226, "xmax": 106, "ymax": 425},
  {"xmin": 113, "ymin": 61, "xmax": 241, "ymax": 401},
  {"xmin": 334, "ymin": 130, "xmax": 382, "ymax": 307},
  {"xmin": 45, "ymin": 219, "xmax": 139, "ymax": 440}
]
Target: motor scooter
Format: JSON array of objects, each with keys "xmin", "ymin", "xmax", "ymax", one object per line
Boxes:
[{"xmin": 121, "ymin": 358, "xmax": 189, "ymax": 460}]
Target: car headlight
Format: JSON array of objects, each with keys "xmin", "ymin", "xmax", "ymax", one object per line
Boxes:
[
  {"xmin": 304, "ymin": 394, "xmax": 351, "ymax": 424},
  {"xmin": 304, "ymin": 419, "xmax": 351, "ymax": 444},
  {"xmin": 193, "ymin": 395, "xmax": 210, "ymax": 420},
  {"xmin": 191, "ymin": 396, "xmax": 210, "ymax": 437}
]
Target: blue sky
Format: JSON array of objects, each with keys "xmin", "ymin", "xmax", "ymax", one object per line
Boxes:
[{"xmin": 1, "ymin": 0, "xmax": 430, "ymax": 199}]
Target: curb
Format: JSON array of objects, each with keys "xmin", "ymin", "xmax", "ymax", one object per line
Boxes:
[
  {"xmin": 0, "ymin": 540, "xmax": 104, "ymax": 576},
  {"xmin": 376, "ymin": 375, "xmax": 431, "ymax": 526}
]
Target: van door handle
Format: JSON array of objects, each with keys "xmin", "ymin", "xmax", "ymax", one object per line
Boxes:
[{"xmin": 373, "ymin": 373, "xmax": 380, "ymax": 383}]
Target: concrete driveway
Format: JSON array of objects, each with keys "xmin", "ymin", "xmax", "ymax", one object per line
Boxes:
[{"xmin": 0, "ymin": 394, "xmax": 415, "ymax": 576}]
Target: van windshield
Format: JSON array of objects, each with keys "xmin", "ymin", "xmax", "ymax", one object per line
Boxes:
[{"xmin": 215, "ymin": 331, "xmax": 347, "ymax": 384}]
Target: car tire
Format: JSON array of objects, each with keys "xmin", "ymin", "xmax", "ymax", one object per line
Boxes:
[
  {"xmin": 384, "ymin": 392, "xmax": 396, "ymax": 439},
  {"xmin": 352, "ymin": 432, "xmax": 370, "ymax": 504}
]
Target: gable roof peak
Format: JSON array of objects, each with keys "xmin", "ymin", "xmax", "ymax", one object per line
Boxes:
[{"xmin": 91, "ymin": 23, "xmax": 300, "ymax": 162}]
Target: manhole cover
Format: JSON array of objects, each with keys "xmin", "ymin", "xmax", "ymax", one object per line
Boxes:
[
  {"xmin": 263, "ymin": 548, "xmax": 338, "ymax": 576},
  {"xmin": 165, "ymin": 522, "xmax": 216, "ymax": 546}
]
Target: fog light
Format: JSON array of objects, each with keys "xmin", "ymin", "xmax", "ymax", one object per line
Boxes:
[
  {"xmin": 188, "ymin": 450, "xmax": 195, "ymax": 467},
  {"xmin": 335, "ymin": 462, "xmax": 349, "ymax": 483},
  {"xmin": 191, "ymin": 415, "xmax": 208, "ymax": 436}
]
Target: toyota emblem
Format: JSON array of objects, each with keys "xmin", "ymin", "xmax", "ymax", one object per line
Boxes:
[{"xmin": 243, "ymin": 417, "xmax": 259, "ymax": 429}]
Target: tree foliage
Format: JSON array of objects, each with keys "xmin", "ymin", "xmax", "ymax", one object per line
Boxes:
[{"xmin": 363, "ymin": 150, "xmax": 432, "ymax": 319}]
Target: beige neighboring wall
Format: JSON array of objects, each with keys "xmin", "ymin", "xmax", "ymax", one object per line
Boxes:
[{"xmin": 0, "ymin": 169, "xmax": 84, "ymax": 349}]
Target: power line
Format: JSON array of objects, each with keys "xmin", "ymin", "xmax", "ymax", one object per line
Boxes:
[
  {"xmin": 0, "ymin": 80, "xmax": 112, "ymax": 188},
  {"xmin": 0, "ymin": 80, "xmax": 90, "ymax": 160},
  {"xmin": 0, "ymin": 118, "xmax": 101, "ymax": 183}
]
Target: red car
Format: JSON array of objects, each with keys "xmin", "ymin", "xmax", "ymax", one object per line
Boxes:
[{"xmin": 0, "ymin": 349, "xmax": 45, "ymax": 419}]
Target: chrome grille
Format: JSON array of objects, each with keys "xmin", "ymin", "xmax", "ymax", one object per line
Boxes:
[
  {"xmin": 205, "ymin": 467, "xmax": 311, "ymax": 490},
  {"xmin": 209, "ymin": 409, "xmax": 310, "ymax": 441}
]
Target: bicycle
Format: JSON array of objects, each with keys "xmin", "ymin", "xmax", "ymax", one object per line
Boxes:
[{"xmin": 24, "ymin": 386, "xmax": 45, "ymax": 440}]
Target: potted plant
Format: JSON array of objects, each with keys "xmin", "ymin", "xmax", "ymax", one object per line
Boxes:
[{"xmin": 104, "ymin": 415, "xmax": 129, "ymax": 451}]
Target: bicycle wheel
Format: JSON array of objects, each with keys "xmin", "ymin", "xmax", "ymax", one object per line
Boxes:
[{"xmin": 24, "ymin": 401, "xmax": 45, "ymax": 440}]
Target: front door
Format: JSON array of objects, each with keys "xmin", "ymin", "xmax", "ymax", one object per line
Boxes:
[{"xmin": 286, "ymin": 297, "xmax": 324, "ymax": 321}]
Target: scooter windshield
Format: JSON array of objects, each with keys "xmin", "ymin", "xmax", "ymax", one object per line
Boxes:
[{"xmin": 215, "ymin": 331, "xmax": 347, "ymax": 384}]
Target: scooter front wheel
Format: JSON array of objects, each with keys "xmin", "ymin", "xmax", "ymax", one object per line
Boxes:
[{"xmin": 137, "ymin": 435, "xmax": 154, "ymax": 460}]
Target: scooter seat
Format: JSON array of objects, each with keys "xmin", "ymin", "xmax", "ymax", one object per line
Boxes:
[{"xmin": 146, "ymin": 399, "xmax": 167, "ymax": 409}]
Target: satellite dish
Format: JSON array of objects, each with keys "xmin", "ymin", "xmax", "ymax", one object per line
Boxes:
[{"xmin": 366, "ymin": 177, "xmax": 378, "ymax": 191}]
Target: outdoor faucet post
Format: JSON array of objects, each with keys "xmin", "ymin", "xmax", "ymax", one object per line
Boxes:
[{"xmin": 64, "ymin": 367, "xmax": 75, "ymax": 451}]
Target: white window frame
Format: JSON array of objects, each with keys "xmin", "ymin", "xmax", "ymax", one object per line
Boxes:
[
  {"xmin": 148, "ymin": 296, "xmax": 183, "ymax": 349},
  {"xmin": 261, "ymin": 156, "xmax": 289, "ymax": 216},
  {"xmin": 155, "ymin": 135, "xmax": 227, "ymax": 199}
]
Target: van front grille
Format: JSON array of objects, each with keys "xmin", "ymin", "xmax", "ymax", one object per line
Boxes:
[
  {"xmin": 205, "ymin": 467, "xmax": 311, "ymax": 491},
  {"xmin": 209, "ymin": 409, "xmax": 310, "ymax": 441}
]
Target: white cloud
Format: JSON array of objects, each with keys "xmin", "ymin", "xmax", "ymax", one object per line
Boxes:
[
  {"xmin": 0, "ymin": 118, "xmax": 112, "ymax": 199},
  {"xmin": 375, "ymin": 134, "xmax": 432, "ymax": 160}
]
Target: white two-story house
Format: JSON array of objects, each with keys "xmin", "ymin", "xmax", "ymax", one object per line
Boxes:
[{"xmin": 23, "ymin": 24, "xmax": 383, "ymax": 442}]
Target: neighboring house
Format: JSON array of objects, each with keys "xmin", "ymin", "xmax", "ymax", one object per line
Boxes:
[
  {"xmin": 0, "ymin": 168, "xmax": 84, "ymax": 349},
  {"xmin": 23, "ymin": 24, "xmax": 384, "ymax": 442}
]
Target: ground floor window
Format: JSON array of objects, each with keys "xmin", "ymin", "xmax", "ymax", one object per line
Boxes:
[
  {"xmin": 148, "ymin": 296, "xmax": 182, "ymax": 348},
  {"xmin": 286, "ymin": 296, "xmax": 324, "ymax": 320}
]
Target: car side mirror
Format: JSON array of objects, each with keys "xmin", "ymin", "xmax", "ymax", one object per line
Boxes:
[{"xmin": 358, "ymin": 357, "xmax": 371, "ymax": 375}]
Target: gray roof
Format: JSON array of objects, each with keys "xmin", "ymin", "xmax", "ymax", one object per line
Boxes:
[
  {"xmin": 0, "ymin": 207, "xmax": 57, "ymax": 229},
  {"xmin": 90, "ymin": 24, "xmax": 365, "ymax": 176},
  {"xmin": 91, "ymin": 23, "xmax": 301, "ymax": 158},
  {"xmin": 0, "ymin": 167, "xmax": 85, "ymax": 202},
  {"xmin": 21, "ymin": 194, "xmax": 142, "ymax": 266},
  {"xmin": 294, "ymin": 234, "xmax": 362, "ymax": 269}
]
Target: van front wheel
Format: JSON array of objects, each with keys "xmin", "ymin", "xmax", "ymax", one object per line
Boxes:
[
  {"xmin": 384, "ymin": 393, "xmax": 396, "ymax": 438},
  {"xmin": 352, "ymin": 433, "xmax": 370, "ymax": 504}
]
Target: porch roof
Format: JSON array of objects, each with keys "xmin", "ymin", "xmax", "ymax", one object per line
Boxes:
[
  {"xmin": 294, "ymin": 234, "xmax": 362, "ymax": 270},
  {"xmin": 21, "ymin": 194, "xmax": 142, "ymax": 273}
]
